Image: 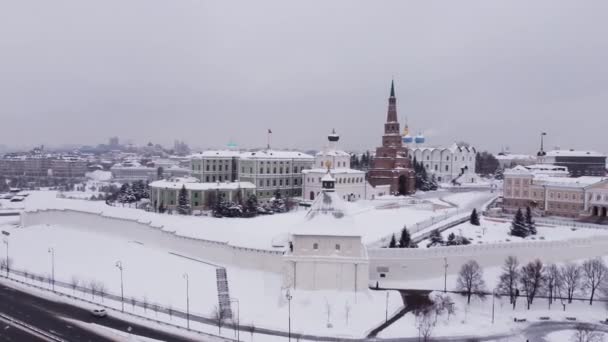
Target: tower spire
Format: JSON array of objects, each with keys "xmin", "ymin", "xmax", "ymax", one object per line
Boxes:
[{"xmin": 390, "ymin": 79, "xmax": 395, "ymax": 97}]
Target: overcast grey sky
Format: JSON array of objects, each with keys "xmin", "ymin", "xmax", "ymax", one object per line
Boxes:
[{"xmin": 1, "ymin": 0, "xmax": 607, "ymax": 153}]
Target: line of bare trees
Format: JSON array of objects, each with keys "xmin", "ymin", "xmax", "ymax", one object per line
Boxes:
[{"xmin": 456, "ymin": 256, "xmax": 608, "ymax": 310}]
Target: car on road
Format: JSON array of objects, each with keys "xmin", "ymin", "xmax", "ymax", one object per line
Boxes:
[{"xmin": 90, "ymin": 308, "xmax": 107, "ymax": 318}]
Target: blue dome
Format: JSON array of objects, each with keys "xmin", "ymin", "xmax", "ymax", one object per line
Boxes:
[
  {"xmin": 402, "ymin": 135, "xmax": 413, "ymax": 143},
  {"xmin": 415, "ymin": 134, "xmax": 425, "ymax": 144}
]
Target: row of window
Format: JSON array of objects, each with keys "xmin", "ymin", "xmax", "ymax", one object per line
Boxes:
[
  {"xmin": 258, "ymin": 178, "xmax": 300, "ymax": 188},
  {"xmin": 312, "ymin": 243, "xmax": 341, "ymax": 251},
  {"xmin": 414, "ymin": 155, "xmax": 473, "ymax": 162},
  {"xmin": 548, "ymin": 202, "xmax": 582, "ymax": 211},
  {"xmin": 589, "ymin": 193, "xmax": 608, "ymax": 202},
  {"xmin": 306, "ymin": 176, "xmax": 364, "ymax": 184},
  {"xmin": 317, "ymin": 160, "xmax": 348, "ymax": 168}
]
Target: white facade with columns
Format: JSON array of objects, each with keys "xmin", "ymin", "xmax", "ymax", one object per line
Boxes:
[{"xmin": 409, "ymin": 143, "xmax": 478, "ymax": 184}]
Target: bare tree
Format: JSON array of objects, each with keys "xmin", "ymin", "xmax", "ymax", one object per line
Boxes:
[
  {"xmin": 89, "ymin": 280, "xmax": 98, "ymax": 300},
  {"xmin": 582, "ymin": 258, "xmax": 608, "ymax": 305},
  {"xmin": 152, "ymin": 304, "xmax": 159, "ymax": 318},
  {"xmin": 70, "ymin": 276, "xmax": 79, "ymax": 295},
  {"xmin": 496, "ymin": 256, "xmax": 519, "ymax": 306},
  {"xmin": 520, "ymin": 259, "xmax": 544, "ymax": 309},
  {"xmin": 142, "ymin": 296, "xmax": 149, "ymax": 313},
  {"xmin": 571, "ymin": 323, "xmax": 605, "ymax": 342},
  {"xmin": 97, "ymin": 281, "xmax": 107, "ymax": 303},
  {"xmin": 416, "ymin": 310, "xmax": 434, "ymax": 342},
  {"xmin": 544, "ymin": 264, "xmax": 562, "ymax": 307},
  {"xmin": 562, "ymin": 263, "xmax": 582, "ymax": 304},
  {"xmin": 456, "ymin": 260, "xmax": 487, "ymax": 304}
]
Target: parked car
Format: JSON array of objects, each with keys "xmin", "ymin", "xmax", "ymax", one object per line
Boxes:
[{"xmin": 90, "ymin": 308, "xmax": 107, "ymax": 318}]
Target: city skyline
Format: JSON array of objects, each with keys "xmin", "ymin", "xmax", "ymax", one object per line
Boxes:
[{"xmin": 2, "ymin": 1, "xmax": 608, "ymax": 154}]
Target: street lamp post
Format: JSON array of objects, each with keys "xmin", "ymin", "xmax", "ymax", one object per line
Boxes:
[
  {"xmin": 385, "ymin": 291, "xmax": 389, "ymax": 322},
  {"xmin": 3, "ymin": 238, "xmax": 8, "ymax": 278},
  {"xmin": 48, "ymin": 248, "xmax": 55, "ymax": 292},
  {"xmin": 183, "ymin": 273, "xmax": 190, "ymax": 330},
  {"xmin": 115, "ymin": 261, "xmax": 124, "ymax": 312},
  {"xmin": 443, "ymin": 258, "xmax": 448, "ymax": 293},
  {"xmin": 230, "ymin": 298, "xmax": 240, "ymax": 341},
  {"xmin": 285, "ymin": 289, "xmax": 292, "ymax": 342},
  {"xmin": 492, "ymin": 290, "xmax": 496, "ymax": 324}
]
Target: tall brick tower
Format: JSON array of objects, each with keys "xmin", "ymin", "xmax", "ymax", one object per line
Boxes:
[{"xmin": 367, "ymin": 81, "xmax": 416, "ymax": 195}]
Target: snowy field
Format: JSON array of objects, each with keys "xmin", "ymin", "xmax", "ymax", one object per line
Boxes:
[
  {"xmin": 2, "ymin": 190, "xmax": 495, "ymax": 250},
  {"xmin": 0, "ymin": 216, "xmax": 403, "ymax": 339},
  {"xmin": 418, "ymin": 216, "xmax": 608, "ymax": 248}
]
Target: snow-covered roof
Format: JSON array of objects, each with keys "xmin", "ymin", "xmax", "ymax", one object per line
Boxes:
[
  {"xmin": 290, "ymin": 190, "xmax": 357, "ymax": 237},
  {"xmin": 495, "ymin": 154, "xmax": 536, "ymax": 160},
  {"xmin": 189, "ymin": 150, "xmax": 241, "ymax": 159},
  {"xmin": 303, "ymin": 168, "xmax": 364, "ymax": 175},
  {"xmin": 534, "ymin": 176, "xmax": 607, "ymax": 188},
  {"xmin": 316, "ymin": 150, "xmax": 350, "ymax": 157},
  {"xmin": 239, "ymin": 150, "xmax": 313, "ymax": 160},
  {"xmin": 149, "ymin": 178, "xmax": 255, "ymax": 190},
  {"xmin": 409, "ymin": 142, "xmax": 476, "ymax": 154},
  {"xmin": 546, "ymin": 150, "xmax": 606, "ymax": 158}
]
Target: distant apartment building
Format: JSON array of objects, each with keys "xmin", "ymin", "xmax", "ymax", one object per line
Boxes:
[
  {"xmin": 541, "ymin": 150, "xmax": 607, "ymax": 177},
  {"xmin": 502, "ymin": 164, "xmax": 608, "ymax": 219},
  {"xmin": 0, "ymin": 155, "xmax": 87, "ymax": 178},
  {"xmin": 110, "ymin": 162, "xmax": 189, "ymax": 182},
  {"xmin": 189, "ymin": 151, "xmax": 240, "ymax": 183}
]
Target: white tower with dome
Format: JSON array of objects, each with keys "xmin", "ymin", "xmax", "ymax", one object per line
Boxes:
[{"xmin": 302, "ymin": 129, "xmax": 388, "ymax": 201}]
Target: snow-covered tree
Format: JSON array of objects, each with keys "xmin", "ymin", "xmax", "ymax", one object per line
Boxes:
[
  {"xmin": 398, "ymin": 226, "xmax": 416, "ymax": 248},
  {"xmin": 525, "ymin": 206, "xmax": 536, "ymax": 235},
  {"xmin": 510, "ymin": 208, "xmax": 528, "ymax": 238},
  {"xmin": 176, "ymin": 185, "xmax": 191, "ymax": 215},
  {"xmin": 388, "ymin": 234, "xmax": 397, "ymax": 248},
  {"xmin": 427, "ymin": 229, "xmax": 444, "ymax": 247},
  {"xmin": 544, "ymin": 264, "xmax": 562, "ymax": 307},
  {"xmin": 470, "ymin": 209, "xmax": 480, "ymax": 226}
]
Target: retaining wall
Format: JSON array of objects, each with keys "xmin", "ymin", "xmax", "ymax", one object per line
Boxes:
[
  {"xmin": 21, "ymin": 209, "xmax": 284, "ymax": 273},
  {"xmin": 368, "ymin": 236, "xmax": 608, "ymax": 284}
]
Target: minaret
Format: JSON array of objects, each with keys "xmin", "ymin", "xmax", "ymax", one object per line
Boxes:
[{"xmin": 382, "ymin": 80, "xmax": 403, "ymax": 147}]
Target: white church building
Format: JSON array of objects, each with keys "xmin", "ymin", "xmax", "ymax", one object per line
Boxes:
[
  {"xmin": 284, "ymin": 173, "xmax": 369, "ymax": 291},
  {"xmin": 302, "ymin": 130, "xmax": 389, "ymax": 201},
  {"xmin": 409, "ymin": 142, "xmax": 479, "ymax": 184}
]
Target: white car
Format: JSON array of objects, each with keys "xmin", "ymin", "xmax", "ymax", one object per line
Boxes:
[{"xmin": 90, "ymin": 308, "xmax": 107, "ymax": 318}]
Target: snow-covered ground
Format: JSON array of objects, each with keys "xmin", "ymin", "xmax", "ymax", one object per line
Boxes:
[
  {"xmin": 5, "ymin": 190, "xmax": 484, "ymax": 250},
  {"xmin": 418, "ymin": 216, "xmax": 608, "ymax": 248},
  {"xmin": 0, "ymin": 217, "xmax": 403, "ymax": 339}
]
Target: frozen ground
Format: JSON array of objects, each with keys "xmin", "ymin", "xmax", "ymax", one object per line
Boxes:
[
  {"xmin": 0, "ymin": 217, "xmax": 403, "ymax": 339},
  {"xmin": 3, "ymin": 190, "xmax": 491, "ymax": 250},
  {"xmin": 418, "ymin": 216, "xmax": 608, "ymax": 248}
]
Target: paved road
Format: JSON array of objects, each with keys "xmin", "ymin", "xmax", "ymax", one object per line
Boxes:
[
  {"xmin": 0, "ymin": 316, "xmax": 48, "ymax": 342},
  {"xmin": 0, "ymin": 282, "xmax": 201, "ymax": 342}
]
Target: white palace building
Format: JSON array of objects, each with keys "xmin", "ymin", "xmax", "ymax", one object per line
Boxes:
[{"xmin": 302, "ymin": 130, "xmax": 389, "ymax": 202}]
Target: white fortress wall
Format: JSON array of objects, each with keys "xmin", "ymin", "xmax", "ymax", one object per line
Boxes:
[
  {"xmin": 21, "ymin": 209, "xmax": 284, "ymax": 273},
  {"xmin": 368, "ymin": 236, "xmax": 608, "ymax": 284}
]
